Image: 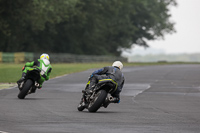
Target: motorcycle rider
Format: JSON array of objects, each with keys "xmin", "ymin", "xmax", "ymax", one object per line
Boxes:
[
  {"xmin": 84, "ymin": 61, "xmax": 125, "ymax": 107},
  {"xmin": 17, "ymin": 53, "xmax": 52, "ymax": 92}
]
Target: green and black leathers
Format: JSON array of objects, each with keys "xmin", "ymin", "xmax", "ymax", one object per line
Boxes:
[{"xmin": 20, "ymin": 59, "xmax": 52, "ymax": 88}]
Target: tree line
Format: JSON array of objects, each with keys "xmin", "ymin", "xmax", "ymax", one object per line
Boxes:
[{"xmin": 0, "ymin": 0, "xmax": 177, "ymax": 56}]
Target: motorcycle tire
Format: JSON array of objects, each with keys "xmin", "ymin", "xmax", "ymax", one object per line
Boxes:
[
  {"xmin": 18, "ymin": 79, "xmax": 33, "ymax": 99},
  {"xmin": 88, "ymin": 90, "xmax": 107, "ymax": 112}
]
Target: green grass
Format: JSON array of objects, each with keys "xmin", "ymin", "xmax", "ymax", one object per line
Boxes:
[
  {"xmin": 0, "ymin": 63, "xmax": 23, "ymax": 83},
  {"xmin": 0, "ymin": 63, "xmax": 111, "ymax": 83},
  {"xmin": 0, "ymin": 62, "xmax": 199, "ymax": 83}
]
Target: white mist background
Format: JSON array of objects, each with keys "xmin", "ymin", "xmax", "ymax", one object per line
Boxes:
[{"xmin": 122, "ymin": 0, "xmax": 200, "ymax": 62}]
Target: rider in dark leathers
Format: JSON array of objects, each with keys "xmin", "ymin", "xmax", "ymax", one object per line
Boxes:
[{"xmin": 86, "ymin": 61, "xmax": 125, "ymax": 104}]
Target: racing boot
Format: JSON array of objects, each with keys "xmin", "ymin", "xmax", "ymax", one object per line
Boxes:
[
  {"xmin": 17, "ymin": 72, "xmax": 26, "ymax": 84},
  {"xmin": 85, "ymin": 77, "xmax": 96, "ymax": 94},
  {"xmin": 85, "ymin": 87, "xmax": 95, "ymax": 94},
  {"xmin": 85, "ymin": 84, "xmax": 95, "ymax": 94},
  {"xmin": 103, "ymin": 97, "xmax": 110, "ymax": 108}
]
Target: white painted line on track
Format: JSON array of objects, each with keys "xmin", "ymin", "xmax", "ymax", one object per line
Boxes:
[
  {"xmin": 0, "ymin": 74, "xmax": 68, "ymax": 90},
  {"xmin": 0, "ymin": 85, "xmax": 17, "ymax": 91},
  {"xmin": 49, "ymin": 74, "xmax": 69, "ymax": 80},
  {"xmin": 0, "ymin": 131, "xmax": 9, "ymax": 133}
]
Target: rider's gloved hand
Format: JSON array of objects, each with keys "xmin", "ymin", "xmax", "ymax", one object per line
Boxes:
[
  {"xmin": 88, "ymin": 74, "xmax": 94, "ymax": 80},
  {"xmin": 88, "ymin": 75, "xmax": 93, "ymax": 79}
]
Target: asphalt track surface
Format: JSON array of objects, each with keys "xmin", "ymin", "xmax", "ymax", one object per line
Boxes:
[{"xmin": 0, "ymin": 64, "xmax": 200, "ymax": 133}]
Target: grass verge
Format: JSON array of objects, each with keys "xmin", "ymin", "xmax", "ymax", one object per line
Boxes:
[
  {"xmin": 0, "ymin": 62, "xmax": 199, "ymax": 83},
  {"xmin": 0, "ymin": 63, "xmax": 112, "ymax": 83}
]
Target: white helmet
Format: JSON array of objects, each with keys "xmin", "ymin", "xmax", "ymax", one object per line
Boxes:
[
  {"xmin": 40, "ymin": 53, "xmax": 50, "ymax": 61},
  {"xmin": 112, "ymin": 61, "xmax": 123, "ymax": 70}
]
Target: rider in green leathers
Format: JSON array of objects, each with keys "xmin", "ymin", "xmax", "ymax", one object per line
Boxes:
[{"xmin": 17, "ymin": 53, "xmax": 52, "ymax": 89}]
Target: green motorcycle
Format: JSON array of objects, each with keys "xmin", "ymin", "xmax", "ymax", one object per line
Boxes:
[{"xmin": 17, "ymin": 67, "xmax": 41, "ymax": 99}]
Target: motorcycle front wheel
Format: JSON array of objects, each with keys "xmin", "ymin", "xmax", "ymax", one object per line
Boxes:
[
  {"xmin": 88, "ymin": 90, "xmax": 107, "ymax": 112},
  {"xmin": 18, "ymin": 79, "xmax": 33, "ymax": 99}
]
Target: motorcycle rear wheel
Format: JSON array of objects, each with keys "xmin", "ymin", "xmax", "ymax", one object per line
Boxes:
[
  {"xmin": 88, "ymin": 90, "xmax": 107, "ymax": 112},
  {"xmin": 18, "ymin": 79, "xmax": 33, "ymax": 99}
]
